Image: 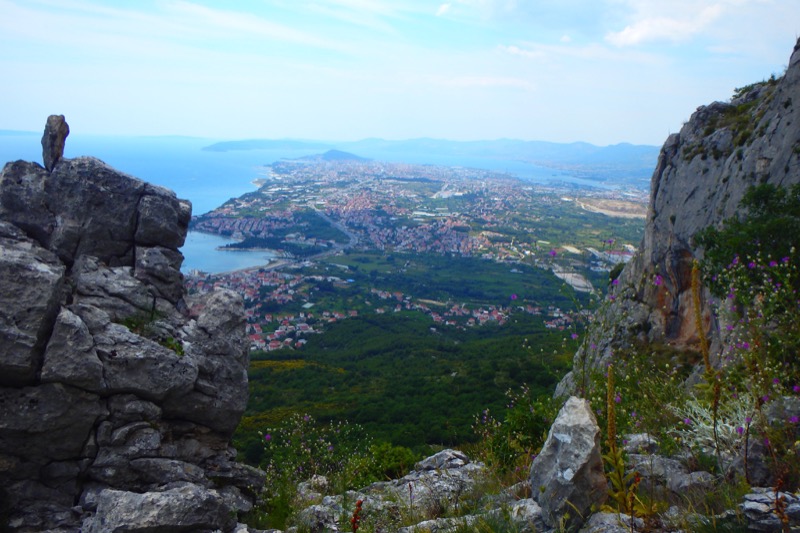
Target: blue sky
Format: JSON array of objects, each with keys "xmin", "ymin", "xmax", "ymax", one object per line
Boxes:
[{"xmin": 1, "ymin": 0, "xmax": 799, "ymax": 146}]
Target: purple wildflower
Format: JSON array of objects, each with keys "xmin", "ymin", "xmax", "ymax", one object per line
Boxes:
[
  {"xmin": 736, "ymin": 426, "xmax": 744, "ymax": 435},
  {"xmin": 654, "ymin": 274, "xmax": 663, "ymax": 286},
  {"xmin": 549, "ymin": 249, "xmax": 557, "ymax": 258},
  {"xmin": 264, "ymin": 434, "xmax": 272, "ymax": 442},
  {"xmin": 571, "ymin": 333, "xmax": 579, "ymax": 340}
]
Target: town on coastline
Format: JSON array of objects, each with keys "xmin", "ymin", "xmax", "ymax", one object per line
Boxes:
[{"xmin": 184, "ymin": 157, "xmax": 646, "ymax": 352}]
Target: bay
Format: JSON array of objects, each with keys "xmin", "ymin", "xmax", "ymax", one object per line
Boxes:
[{"xmin": 180, "ymin": 231, "xmax": 276, "ymax": 274}]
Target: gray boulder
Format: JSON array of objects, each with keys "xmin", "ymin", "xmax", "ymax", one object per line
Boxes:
[
  {"xmin": 530, "ymin": 396, "xmax": 607, "ymax": 530},
  {"xmin": 579, "ymin": 511, "xmax": 644, "ymax": 532},
  {"xmin": 82, "ymin": 483, "xmax": 237, "ymax": 533},
  {"xmin": 741, "ymin": 488, "xmax": 800, "ymax": 532},
  {"xmin": 627, "ymin": 453, "xmax": 715, "ymax": 502}
]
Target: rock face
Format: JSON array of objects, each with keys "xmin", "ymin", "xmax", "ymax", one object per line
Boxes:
[
  {"xmin": 529, "ymin": 396, "xmax": 607, "ymax": 530},
  {"xmin": 558, "ymin": 38, "xmax": 800, "ymax": 394},
  {"xmin": 0, "ymin": 123, "xmax": 259, "ymax": 532},
  {"xmin": 41, "ymin": 114, "xmax": 69, "ymax": 171}
]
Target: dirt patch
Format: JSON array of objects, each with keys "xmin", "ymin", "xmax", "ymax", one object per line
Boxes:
[{"xmin": 576, "ymin": 198, "xmax": 647, "ymax": 218}]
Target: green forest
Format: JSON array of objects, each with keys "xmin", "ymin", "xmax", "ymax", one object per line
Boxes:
[{"xmin": 235, "ymin": 310, "xmax": 575, "ymax": 464}]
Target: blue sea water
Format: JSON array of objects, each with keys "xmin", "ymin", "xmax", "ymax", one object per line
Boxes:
[{"xmin": 181, "ymin": 231, "xmax": 276, "ymax": 274}]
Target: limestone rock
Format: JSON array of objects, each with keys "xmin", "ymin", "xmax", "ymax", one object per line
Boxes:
[
  {"xmin": 0, "ymin": 157, "xmax": 188, "ymax": 268},
  {"xmin": 414, "ymin": 448, "xmax": 470, "ymax": 471},
  {"xmin": 285, "ymin": 450, "xmax": 544, "ymax": 533},
  {"xmin": 41, "ymin": 307, "xmax": 105, "ymax": 392},
  {"xmin": 82, "ymin": 483, "xmax": 237, "ymax": 533},
  {"xmin": 579, "ymin": 511, "xmax": 644, "ymax": 532},
  {"xmin": 530, "ymin": 396, "xmax": 607, "ymax": 530},
  {"xmin": 627, "ymin": 453, "xmax": 714, "ymax": 501},
  {"xmin": 0, "ymin": 383, "xmax": 106, "ymax": 462},
  {"xmin": 0, "ymin": 221, "xmax": 64, "ymax": 386},
  {"xmin": 163, "ymin": 289, "xmax": 249, "ymax": 435},
  {"xmin": 0, "ymin": 131, "xmax": 260, "ymax": 531},
  {"xmin": 41, "ymin": 114, "xmax": 69, "ymax": 171},
  {"xmin": 741, "ymin": 488, "xmax": 800, "ymax": 532}
]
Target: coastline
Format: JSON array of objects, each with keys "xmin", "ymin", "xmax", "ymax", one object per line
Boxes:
[
  {"xmin": 181, "ymin": 230, "xmax": 282, "ymax": 275},
  {"xmin": 186, "ymin": 257, "xmax": 295, "ymax": 277}
]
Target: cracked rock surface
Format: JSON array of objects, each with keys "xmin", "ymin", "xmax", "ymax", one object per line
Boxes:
[{"xmin": 0, "ymin": 138, "xmax": 260, "ymax": 532}]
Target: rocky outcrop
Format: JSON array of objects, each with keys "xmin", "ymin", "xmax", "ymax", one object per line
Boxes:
[
  {"xmin": 0, "ymin": 122, "xmax": 259, "ymax": 532},
  {"xmin": 530, "ymin": 396, "xmax": 607, "ymax": 530},
  {"xmin": 41, "ymin": 114, "xmax": 69, "ymax": 172},
  {"xmin": 558, "ymin": 38, "xmax": 800, "ymax": 394},
  {"xmin": 284, "ymin": 449, "xmax": 547, "ymax": 533}
]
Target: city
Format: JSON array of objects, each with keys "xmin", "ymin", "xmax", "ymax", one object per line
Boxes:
[{"xmin": 186, "ymin": 156, "xmax": 646, "ymax": 352}]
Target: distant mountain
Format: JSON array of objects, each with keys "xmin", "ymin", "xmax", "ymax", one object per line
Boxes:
[
  {"xmin": 202, "ymin": 139, "xmax": 334, "ymax": 152},
  {"xmin": 297, "ymin": 149, "xmax": 369, "ymax": 162}
]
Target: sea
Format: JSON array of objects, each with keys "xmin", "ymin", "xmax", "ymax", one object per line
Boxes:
[{"xmin": 0, "ymin": 131, "xmax": 606, "ymax": 274}]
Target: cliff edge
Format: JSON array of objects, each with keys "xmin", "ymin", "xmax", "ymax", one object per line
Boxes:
[
  {"xmin": 558, "ymin": 39, "xmax": 800, "ymax": 394},
  {"xmin": 0, "ymin": 118, "xmax": 262, "ymax": 532}
]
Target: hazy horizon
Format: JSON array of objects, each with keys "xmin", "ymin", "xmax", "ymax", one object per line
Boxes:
[
  {"xmin": 0, "ymin": 128, "xmax": 660, "ymax": 148},
  {"xmin": 2, "ymin": 1, "xmax": 800, "ymax": 146}
]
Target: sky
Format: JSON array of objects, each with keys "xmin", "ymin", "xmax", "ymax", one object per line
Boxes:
[{"xmin": 1, "ymin": 0, "xmax": 799, "ymax": 146}]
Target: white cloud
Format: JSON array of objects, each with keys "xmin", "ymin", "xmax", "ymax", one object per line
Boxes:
[
  {"xmin": 606, "ymin": 3, "xmax": 723, "ymax": 46},
  {"xmin": 436, "ymin": 3, "xmax": 452, "ymax": 16}
]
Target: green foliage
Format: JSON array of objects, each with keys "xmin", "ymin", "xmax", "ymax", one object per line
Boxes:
[
  {"xmin": 585, "ymin": 342, "xmax": 693, "ymax": 453},
  {"xmin": 471, "ymin": 385, "xmax": 559, "ymax": 481},
  {"xmin": 328, "ymin": 251, "xmax": 589, "ymax": 308},
  {"xmin": 252, "ymin": 413, "xmax": 383, "ymax": 529},
  {"xmin": 367, "ymin": 442, "xmax": 417, "ymax": 480},
  {"xmin": 608, "ymin": 262, "xmax": 624, "ymax": 284},
  {"xmin": 116, "ymin": 312, "xmax": 185, "ymax": 355},
  {"xmin": 696, "ymin": 184, "xmax": 800, "ymax": 298},
  {"xmin": 684, "ymin": 184, "xmax": 800, "ymax": 489},
  {"xmin": 237, "ymin": 312, "xmax": 571, "ymax": 456}
]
